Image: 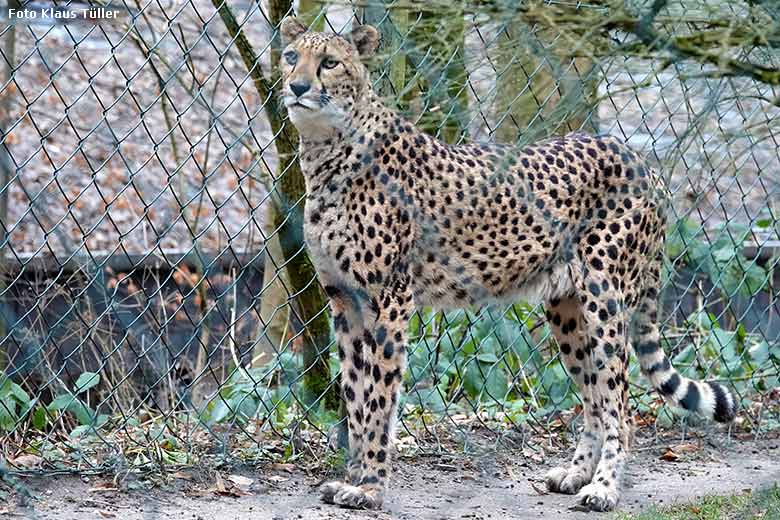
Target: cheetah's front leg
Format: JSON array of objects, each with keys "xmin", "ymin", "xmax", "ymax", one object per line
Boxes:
[
  {"xmin": 318, "ymin": 285, "xmax": 367, "ymax": 493},
  {"xmin": 320, "ymin": 284, "xmax": 411, "ymax": 509}
]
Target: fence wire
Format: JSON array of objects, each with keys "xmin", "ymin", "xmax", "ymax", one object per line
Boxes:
[{"xmin": 0, "ymin": 0, "xmax": 779, "ymax": 476}]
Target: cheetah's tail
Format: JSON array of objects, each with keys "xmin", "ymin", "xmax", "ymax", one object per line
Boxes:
[{"xmin": 631, "ymin": 287, "xmax": 737, "ymax": 423}]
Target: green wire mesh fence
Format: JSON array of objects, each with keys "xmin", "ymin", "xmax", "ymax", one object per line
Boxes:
[{"xmin": 0, "ymin": 0, "xmax": 778, "ymax": 476}]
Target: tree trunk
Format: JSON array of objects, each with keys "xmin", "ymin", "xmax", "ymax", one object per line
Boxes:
[
  {"xmin": 255, "ymin": 204, "xmax": 290, "ymax": 366},
  {"xmin": 297, "ymin": 0, "xmax": 325, "ymax": 31},
  {"xmin": 253, "ymin": 0, "xmax": 326, "ymax": 371},
  {"xmin": 214, "ymin": 0, "xmax": 337, "ymax": 410},
  {"xmin": 360, "ymin": 1, "xmax": 407, "ymax": 101},
  {"xmin": 407, "ymin": 7, "xmax": 468, "ymax": 143},
  {"xmin": 362, "ymin": 3, "xmax": 468, "ymax": 144},
  {"xmin": 491, "ymin": 21, "xmax": 598, "ymax": 145}
]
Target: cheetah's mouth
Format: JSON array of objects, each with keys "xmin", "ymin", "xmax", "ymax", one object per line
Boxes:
[{"xmin": 284, "ymin": 97, "xmax": 319, "ymax": 111}]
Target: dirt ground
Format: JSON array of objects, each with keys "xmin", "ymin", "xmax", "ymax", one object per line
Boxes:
[{"xmin": 4, "ymin": 430, "xmax": 780, "ymax": 520}]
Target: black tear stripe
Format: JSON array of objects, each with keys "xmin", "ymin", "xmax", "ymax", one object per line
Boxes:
[
  {"xmin": 708, "ymin": 381, "xmax": 736, "ymax": 422},
  {"xmin": 680, "ymin": 382, "xmax": 700, "ymax": 412}
]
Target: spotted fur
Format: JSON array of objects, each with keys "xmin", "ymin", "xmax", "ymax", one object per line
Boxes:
[{"xmin": 279, "ymin": 17, "xmax": 736, "ymax": 512}]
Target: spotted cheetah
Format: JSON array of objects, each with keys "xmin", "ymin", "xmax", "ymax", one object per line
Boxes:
[{"xmin": 278, "ymin": 16, "xmax": 736, "ymax": 512}]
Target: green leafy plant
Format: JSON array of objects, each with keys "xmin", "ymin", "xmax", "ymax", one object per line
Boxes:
[
  {"xmin": 667, "ymin": 218, "xmax": 770, "ymax": 298},
  {"xmin": 0, "ymin": 377, "xmax": 34, "ymax": 432},
  {"xmin": 47, "ymin": 372, "xmax": 109, "ymax": 437},
  {"xmin": 201, "ymin": 353, "xmax": 301, "ymax": 425},
  {"xmin": 403, "ymin": 305, "xmax": 575, "ymax": 421},
  {"xmin": 1, "ymin": 371, "xmax": 108, "ymax": 437}
]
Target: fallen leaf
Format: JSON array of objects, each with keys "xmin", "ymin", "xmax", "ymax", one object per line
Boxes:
[
  {"xmin": 185, "ymin": 488, "xmax": 210, "ymax": 498},
  {"xmin": 210, "ymin": 473, "xmax": 250, "ymax": 497},
  {"xmin": 671, "ymin": 443, "xmax": 699, "ymax": 454},
  {"xmin": 660, "ymin": 448, "xmax": 679, "ymax": 462},
  {"xmin": 227, "ymin": 475, "xmax": 253, "ymax": 488},
  {"xmin": 269, "ymin": 463, "xmax": 295, "ymax": 473},
  {"xmin": 634, "ymin": 415, "xmax": 656, "ymax": 427},
  {"xmin": 267, "ymin": 475, "xmax": 289, "ymax": 483},
  {"xmin": 10, "ymin": 454, "xmax": 43, "ymax": 468},
  {"xmin": 522, "ymin": 448, "xmax": 544, "ymax": 463},
  {"xmin": 172, "ymin": 471, "xmax": 192, "ymax": 480},
  {"xmin": 214, "ymin": 473, "xmax": 227, "ymax": 494}
]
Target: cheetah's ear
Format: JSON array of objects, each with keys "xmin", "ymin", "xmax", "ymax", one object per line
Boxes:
[
  {"xmin": 280, "ymin": 16, "xmax": 307, "ymax": 46},
  {"xmin": 350, "ymin": 24, "xmax": 380, "ymax": 57}
]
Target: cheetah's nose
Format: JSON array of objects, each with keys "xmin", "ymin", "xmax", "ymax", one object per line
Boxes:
[{"xmin": 290, "ymin": 82, "xmax": 311, "ymax": 98}]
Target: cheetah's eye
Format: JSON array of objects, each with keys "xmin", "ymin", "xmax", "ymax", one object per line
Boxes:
[
  {"xmin": 284, "ymin": 51, "xmax": 298, "ymax": 66},
  {"xmin": 321, "ymin": 57, "xmax": 339, "ymax": 70}
]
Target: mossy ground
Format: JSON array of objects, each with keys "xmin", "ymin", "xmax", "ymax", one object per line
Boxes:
[{"xmin": 613, "ymin": 485, "xmax": 780, "ymax": 520}]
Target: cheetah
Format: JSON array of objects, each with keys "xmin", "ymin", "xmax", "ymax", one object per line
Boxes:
[{"xmin": 278, "ymin": 16, "xmax": 736, "ymax": 512}]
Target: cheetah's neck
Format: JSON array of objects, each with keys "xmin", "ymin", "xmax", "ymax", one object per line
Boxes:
[{"xmin": 298, "ymin": 89, "xmax": 407, "ymax": 183}]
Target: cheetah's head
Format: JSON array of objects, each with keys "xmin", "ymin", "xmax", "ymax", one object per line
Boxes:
[{"xmin": 280, "ymin": 17, "xmax": 379, "ymax": 137}]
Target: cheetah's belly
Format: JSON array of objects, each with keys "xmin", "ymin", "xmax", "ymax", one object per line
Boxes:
[{"xmin": 408, "ymin": 254, "xmax": 577, "ymax": 310}]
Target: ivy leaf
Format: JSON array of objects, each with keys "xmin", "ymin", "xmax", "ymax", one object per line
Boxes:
[
  {"xmin": 406, "ymin": 386, "xmax": 447, "ymax": 413},
  {"xmin": 74, "ymin": 372, "xmax": 100, "ymax": 394},
  {"xmin": 710, "ymin": 329, "xmax": 742, "ymax": 378},
  {"xmin": 463, "ymin": 360, "xmax": 482, "ymax": 399},
  {"xmin": 464, "ymin": 360, "xmax": 508, "ymax": 402},
  {"xmin": 234, "ymin": 393, "xmax": 260, "ymax": 422},
  {"xmin": 69, "ymin": 414, "xmax": 109, "ymax": 438},
  {"xmin": 0, "ymin": 397, "xmax": 17, "ymax": 431},
  {"xmin": 666, "ymin": 218, "xmax": 698, "ymax": 259},
  {"xmin": 9, "ymin": 382, "xmax": 30, "ymax": 404},
  {"xmin": 749, "ymin": 341, "xmax": 770, "ymax": 366},
  {"xmin": 740, "ymin": 262, "xmax": 768, "ymax": 297},
  {"xmin": 476, "ymin": 351, "xmax": 499, "ymax": 364},
  {"xmin": 49, "ymin": 394, "xmax": 96, "ymax": 425},
  {"xmin": 672, "ymin": 344, "xmax": 697, "ymax": 375},
  {"xmin": 208, "ymin": 399, "xmax": 232, "ymax": 424},
  {"xmin": 32, "ymin": 406, "xmax": 48, "ymax": 430},
  {"xmin": 482, "ymin": 364, "xmax": 509, "ymax": 401},
  {"xmin": 539, "ymin": 362, "xmax": 574, "ymax": 406}
]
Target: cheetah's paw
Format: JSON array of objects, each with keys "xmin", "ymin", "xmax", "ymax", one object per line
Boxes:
[
  {"xmin": 544, "ymin": 466, "xmax": 591, "ymax": 494},
  {"xmin": 577, "ymin": 482, "xmax": 619, "ymax": 512},
  {"xmin": 319, "ymin": 480, "xmax": 343, "ymax": 504},
  {"xmin": 319, "ymin": 481, "xmax": 382, "ymax": 509}
]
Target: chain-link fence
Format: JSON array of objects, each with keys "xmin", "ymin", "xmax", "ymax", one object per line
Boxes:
[{"xmin": 0, "ymin": 0, "xmax": 778, "ymax": 477}]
